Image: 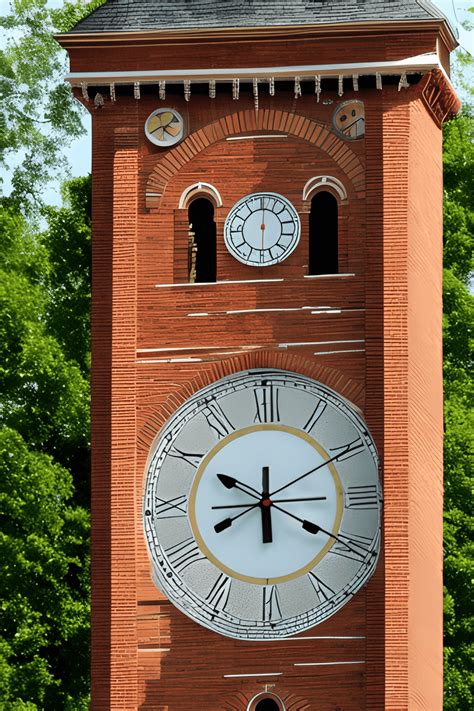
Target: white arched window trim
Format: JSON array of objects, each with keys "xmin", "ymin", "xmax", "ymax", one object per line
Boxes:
[
  {"xmin": 302, "ymin": 175, "xmax": 347, "ymax": 202},
  {"xmin": 178, "ymin": 182, "xmax": 223, "ymax": 209},
  {"xmin": 246, "ymin": 692, "xmax": 286, "ymax": 711}
]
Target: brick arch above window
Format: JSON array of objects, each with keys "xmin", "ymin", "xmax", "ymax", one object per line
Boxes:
[{"xmin": 145, "ymin": 109, "xmax": 365, "ymax": 210}]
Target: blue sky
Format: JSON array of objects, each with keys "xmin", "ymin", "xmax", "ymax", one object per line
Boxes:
[{"xmin": 1, "ymin": 0, "xmax": 472, "ymax": 205}]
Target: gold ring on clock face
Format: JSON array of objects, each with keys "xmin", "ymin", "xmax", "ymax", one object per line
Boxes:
[{"xmin": 188, "ymin": 424, "xmax": 344, "ymax": 585}]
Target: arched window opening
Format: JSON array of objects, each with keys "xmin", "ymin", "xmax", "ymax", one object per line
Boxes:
[
  {"xmin": 248, "ymin": 692, "xmax": 286, "ymax": 711},
  {"xmin": 188, "ymin": 197, "xmax": 216, "ymax": 283},
  {"xmin": 309, "ymin": 190, "xmax": 338, "ymax": 275},
  {"xmin": 255, "ymin": 699, "xmax": 281, "ymax": 711}
]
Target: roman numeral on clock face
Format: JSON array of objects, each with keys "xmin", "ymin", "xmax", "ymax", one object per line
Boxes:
[
  {"xmin": 201, "ymin": 399, "xmax": 235, "ymax": 439},
  {"xmin": 164, "ymin": 537, "xmax": 204, "ymax": 575},
  {"xmin": 330, "ymin": 531, "xmax": 374, "ymax": 562},
  {"xmin": 345, "ymin": 484, "xmax": 379, "ymax": 509},
  {"xmin": 303, "ymin": 400, "xmax": 327, "ymax": 432},
  {"xmin": 154, "ymin": 493, "xmax": 187, "ymax": 519},
  {"xmin": 205, "ymin": 574, "xmax": 232, "ymax": 613},
  {"xmin": 308, "ymin": 571, "xmax": 336, "ymax": 603},
  {"xmin": 330, "ymin": 436, "xmax": 365, "ymax": 462},
  {"xmin": 168, "ymin": 445, "xmax": 203, "ymax": 468},
  {"xmin": 262, "ymin": 585, "xmax": 282, "ymax": 622},
  {"xmin": 254, "ymin": 382, "xmax": 280, "ymax": 423}
]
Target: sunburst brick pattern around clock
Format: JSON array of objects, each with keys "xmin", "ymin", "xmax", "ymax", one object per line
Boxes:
[{"xmin": 56, "ymin": 1, "xmax": 460, "ymax": 709}]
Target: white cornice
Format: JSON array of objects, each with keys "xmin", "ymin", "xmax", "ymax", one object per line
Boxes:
[{"xmin": 65, "ymin": 52, "xmax": 440, "ymax": 86}]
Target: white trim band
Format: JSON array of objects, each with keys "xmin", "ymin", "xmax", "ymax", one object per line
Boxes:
[
  {"xmin": 65, "ymin": 53, "xmax": 439, "ymax": 86},
  {"xmin": 223, "ymin": 672, "xmax": 283, "ymax": 678},
  {"xmin": 294, "ymin": 660, "xmax": 366, "ymax": 667}
]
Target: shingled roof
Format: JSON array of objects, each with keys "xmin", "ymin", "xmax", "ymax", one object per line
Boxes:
[{"xmin": 68, "ymin": 0, "xmax": 446, "ymax": 34}]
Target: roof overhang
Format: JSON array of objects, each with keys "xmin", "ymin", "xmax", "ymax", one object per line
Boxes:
[{"xmin": 64, "ymin": 52, "xmax": 448, "ymax": 88}]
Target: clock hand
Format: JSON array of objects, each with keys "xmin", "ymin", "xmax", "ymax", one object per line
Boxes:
[
  {"xmin": 343, "ymin": 116, "xmax": 364, "ymax": 132},
  {"xmin": 308, "ymin": 522, "xmax": 369, "ymax": 559},
  {"xmin": 271, "ymin": 496, "xmax": 327, "ymax": 503},
  {"xmin": 269, "ymin": 440, "xmax": 358, "ymax": 497},
  {"xmin": 261, "ymin": 465, "xmax": 272, "ymax": 544},
  {"xmin": 260, "ymin": 201, "xmax": 265, "ymax": 250},
  {"xmin": 214, "ymin": 502, "xmax": 260, "ymax": 533},
  {"xmin": 217, "ymin": 473, "xmax": 261, "ymax": 500},
  {"xmin": 270, "ymin": 503, "xmax": 319, "ymax": 534},
  {"xmin": 211, "ymin": 496, "xmax": 327, "ymax": 509},
  {"xmin": 271, "ymin": 505, "xmax": 371, "ymax": 559}
]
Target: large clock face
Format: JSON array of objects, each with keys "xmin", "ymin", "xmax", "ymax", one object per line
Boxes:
[
  {"xmin": 143, "ymin": 369, "xmax": 381, "ymax": 640},
  {"xmin": 224, "ymin": 192, "xmax": 300, "ymax": 266}
]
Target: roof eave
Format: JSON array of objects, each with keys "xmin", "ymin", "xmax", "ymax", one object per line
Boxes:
[{"xmin": 55, "ymin": 18, "xmax": 458, "ymax": 52}]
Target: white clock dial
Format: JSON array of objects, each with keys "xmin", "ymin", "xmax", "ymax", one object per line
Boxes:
[
  {"xmin": 224, "ymin": 193, "xmax": 300, "ymax": 266},
  {"xmin": 143, "ymin": 369, "xmax": 382, "ymax": 640}
]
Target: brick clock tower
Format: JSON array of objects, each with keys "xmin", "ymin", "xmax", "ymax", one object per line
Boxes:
[{"xmin": 57, "ymin": 2, "xmax": 460, "ymax": 709}]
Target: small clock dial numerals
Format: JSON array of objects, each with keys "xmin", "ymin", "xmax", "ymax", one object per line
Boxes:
[
  {"xmin": 143, "ymin": 368, "xmax": 381, "ymax": 641},
  {"xmin": 224, "ymin": 192, "xmax": 301, "ymax": 267}
]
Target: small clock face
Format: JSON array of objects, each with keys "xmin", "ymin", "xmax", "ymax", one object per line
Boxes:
[
  {"xmin": 333, "ymin": 100, "xmax": 365, "ymax": 140},
  {"xmin": 224, "ymin": 192, "xmax": 300, "ymax": 266},
  {"xmin": 143, "ymin": 369, "xmax": 382, "ymax": 640},
  {"xmin": 145, "ymin": 108, "xmax": 184, "ymax": 147}
]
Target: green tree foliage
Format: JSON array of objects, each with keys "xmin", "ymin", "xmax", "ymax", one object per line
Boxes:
[
  {"xmin": 43, "ymin": 177, "xmax": 91, "ymax": 375},
  {"xmin": 442, "ymin": 108, "xmax": 474, "ymax": 709},
  {"xmin": 0, "ymin": 428, "xmax": 89, "ymax": 709},
  {"xmin": 0, "ymin": 191, "xmax": 91, "ymax": 707},
  {"xmin": 0, "ymin": 0, "xmax": 105, "ymax": 210},
  {"xmin": 1, "ymin": 2, "xmax": 98, "ymax": 706}
]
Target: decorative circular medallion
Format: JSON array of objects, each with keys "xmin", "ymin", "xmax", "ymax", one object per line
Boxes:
[
  {"xmin": 143, "ymin": 368, "xmax": 382, "ymax": 640},
  {"xmin": 224, "ymin": 192, "xmax": 300, "ymax": 266},
  {"xmin": 144, "ymin": 108, "xmax": 185, "ymax": 147},
  {"xmin": 333, "ymin": 100, "xmax": 365, "ymax": 140}
]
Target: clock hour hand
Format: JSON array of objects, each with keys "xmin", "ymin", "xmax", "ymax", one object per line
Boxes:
[
  {"xmin": 217, "ymin": 473, "xmax": 261, "ymax": 500},
  {"xmin": 261, "ymin": 466, "xmax": 272, "ymax": 544},
  {"xmin": 214, "ymin": 502, "xmax": 260, "ymax": 533}
]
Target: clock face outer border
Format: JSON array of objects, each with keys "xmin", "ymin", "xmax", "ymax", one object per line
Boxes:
[
  {"xmin": 143, "ymin": 368, "xmax": 382, "ymax": 641},
  {"xmin": 223, "ymin": 192, "xmax": 301, "ymax": 267}
]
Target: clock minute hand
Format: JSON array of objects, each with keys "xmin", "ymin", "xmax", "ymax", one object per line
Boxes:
[{"xmin": 269, "ymin": 442, "xmax": 355, "ymax": 498}]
